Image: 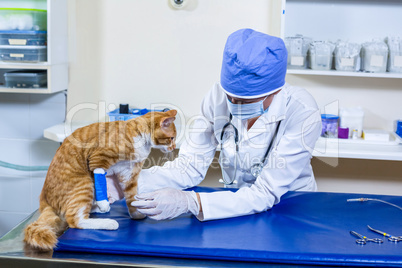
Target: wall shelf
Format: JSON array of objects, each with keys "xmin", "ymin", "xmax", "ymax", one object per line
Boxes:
[
  {"xmin": 0, "ymin": 0, "xmax": 68, "ymax": 94},
  {"xmin": 281, "ymin": 0, "xmax": 402, "ymax": 79},
  {"xmin": 287, "ymin": 69, "xmax": 402, "ymax": 79},
  {"xmin": 0, "ymin": 87, "xmax": 49, "ymax": 94},
  {"xmin": 313, "ymin": 137, "xmax": 402, "ymax": 161},
  {"xmin": 44, "ymin": 122, "xmax": 96, "ymax": 142},
  {"xmin": 0, "ymin": 62, "xmax": 50, "ymax": 69},
  {"xmin": 281, "ymin": 0, "xmax": 402, "ymax": 162}
]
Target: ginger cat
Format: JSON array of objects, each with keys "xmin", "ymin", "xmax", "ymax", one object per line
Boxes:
[{"xmin": 24, "ymin": 110, "xmax": 177, "ymax": 251}]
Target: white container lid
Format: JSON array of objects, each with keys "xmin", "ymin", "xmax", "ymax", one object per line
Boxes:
[
  {"xmin": 0, "ymin": 45, "xmax": 46, "ymax": 49},
  {"xmin": 4, "ymin": 70, "xmax": 47, "ymax": 78}
]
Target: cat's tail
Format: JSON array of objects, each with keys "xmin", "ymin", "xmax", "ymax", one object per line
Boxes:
[{"xmin": 24, "ymin": 202, "xmax": 65, "ymax": 251}]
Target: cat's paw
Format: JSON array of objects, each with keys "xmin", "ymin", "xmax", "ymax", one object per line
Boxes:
[
  {"xmin": 103, "ymin": 219, "xmax": 119, "ymax": 230},
  {"xmin": 79, "ymin": 218, "xmax": 119, "ymax": 230},
  {"xmin": 97, "ymin": 200, "xmax": 110, "ymax": 212},
  {"xmin": 129, "ymin": 210, "xmax": 146, "ymax": 220},
  {"xmin": 92, "ymin": 200, "xmax": 110, "ymax": 213}
]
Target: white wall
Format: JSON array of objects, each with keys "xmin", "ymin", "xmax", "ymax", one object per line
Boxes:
[
  {"xmin": 67, "ymin": 0, "xmax": 276, "ymax": 121},
  {"xmin": 312, "ymin": 158, "xmax": 402, "ymax": 196}
]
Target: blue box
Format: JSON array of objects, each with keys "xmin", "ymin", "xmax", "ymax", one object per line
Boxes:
[
  {"xmin": 396, "ymin": 120, "xmax": 402, "ymax": 138},
  {"xmin": 108, "ymin": 108, "xmax": 164, "ymax": 122}
]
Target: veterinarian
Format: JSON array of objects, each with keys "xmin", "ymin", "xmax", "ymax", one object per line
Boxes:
[{"xmin": 131, "ymin": 28, "xmax": 322, "ymax": 221}]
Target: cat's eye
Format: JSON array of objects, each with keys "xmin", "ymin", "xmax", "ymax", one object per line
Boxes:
[{"xmin": 170, "ymin": 137, "xmax": 174, "ymax": 141}]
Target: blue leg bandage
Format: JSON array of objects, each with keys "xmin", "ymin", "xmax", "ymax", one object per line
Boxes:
[{"xmin": 94, "ymin": 168, "xmax": 108, "ymax": 202}]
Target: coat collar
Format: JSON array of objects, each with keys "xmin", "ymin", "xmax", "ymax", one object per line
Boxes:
[{"xmin": 263, "ymin": 83, "xmax": 288, "ymax": 124}]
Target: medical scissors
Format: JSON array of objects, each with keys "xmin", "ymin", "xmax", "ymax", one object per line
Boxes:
[
  {"xmin": 350, "ymin": 231, "xmax": 383, "ymax": 245},
  {"xmin": 367, "ymin": 225, "xmax": 402, "ymax": 242}
]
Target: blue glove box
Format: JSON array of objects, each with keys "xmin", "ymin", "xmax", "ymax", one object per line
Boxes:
[
  {"xmin": 0, "ymin": 30, "xmax": 47, "ymax": 46},
  {"xmin": 108, "ymin": 108, "xmax": 165, "ymax": 121}
]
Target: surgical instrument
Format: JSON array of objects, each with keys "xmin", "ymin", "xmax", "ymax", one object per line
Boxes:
[
  {"xmin": 350, "ymin": 231, "xmax": 383, "ymax": 245},
  {"xmin": 367, "ymin": 225, "xmax": 402, "ymax": 243},
  {"xmin": 347, "ymin": 198, "xmax": 402, "ymax": 211}
]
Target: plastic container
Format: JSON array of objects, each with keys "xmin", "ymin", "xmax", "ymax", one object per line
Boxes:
[
  {"xmin": 338, "ymin": 127, "xmax": 349, "ymax": 139},
  {"xmin": 309, "ymin": 41, "xmax": 335, "ymax": 70},
  {"xmin": 362, "ymin": 129, "xmax": 390, "ymax": 142},
  {"xmin": 334, "ymin": 42, "xmax": 361, "ymax": 72},
  {"xmin": 285, "ymin": 35, "xmax": 312, "ymax": 69},
  {"xmin": 119, "ymin": 104, "xmax": 129, "ymax": 114},
  {"xmin": 0, "ymin": 45, "xmax": 47, "ymax": 62},
  {"xmin": 0, "ymin": 30, "xmax": 46, "ymax": 46},
  {"xmin": 4, "ymin": 70, "xmax": 47, "ymax": 88},
  {"xmin": 386, "ymin": 36, "xmax": 402, "ymax": 73},
  {"xmin": 361, "ymin": 40, "xmax": 388, "ymax": 73},
  {"xmin": 108, "ymin": 108, "xmax": 165, "ymax": 122},
  {"xmin": 321, "ymin": 114, "xmax": 339, "ymax": 138},
  {"xmin": 395, "ymin": 120, "xmax": 402, "ymax": 138},
  {"xmin": 0, "ymin": 8, "xmax": 47, "ymax": 31},
  {"xmin": 339, "ymin": 107, "xmax": 365, "ymax": 138}
]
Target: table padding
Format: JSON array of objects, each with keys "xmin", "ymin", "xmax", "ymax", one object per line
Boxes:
[{"xmin": 56, "ymin": 187, "xmax": 402, "ymax": 267}]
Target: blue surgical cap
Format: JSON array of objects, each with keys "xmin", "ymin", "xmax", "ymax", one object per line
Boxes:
[{"xmin": 220, "ymin": 28, "xmax": 288, "ymax": 99}]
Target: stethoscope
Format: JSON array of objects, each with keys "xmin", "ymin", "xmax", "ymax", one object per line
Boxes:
[{"xmin": 219, "ymin": 114, "xmax": 281, "ymax": 186}]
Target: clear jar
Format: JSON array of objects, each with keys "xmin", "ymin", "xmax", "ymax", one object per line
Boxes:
[{"xmin": 321, "ymin": 114, "xmax": 339, "ymax": 138}]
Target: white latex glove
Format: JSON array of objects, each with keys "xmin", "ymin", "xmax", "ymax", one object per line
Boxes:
[{"xmin": 131, "ymin": 188, "xmax": 200, "ymax": 220}]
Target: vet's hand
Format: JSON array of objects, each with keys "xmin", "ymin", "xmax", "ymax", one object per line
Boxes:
[{"xmin": 131, "ymin": 188, "xmax": 199, "ymax": 220}]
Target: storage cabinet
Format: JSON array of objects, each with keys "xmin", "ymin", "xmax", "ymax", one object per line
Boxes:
[
  {"xmin": 280, "ymin": 0, "xmax": 402, "ymax": 161},
  {"xmin": 281, "ymin": 0, "xmax": 402, "ymax": 79},
  {"xmin": 0, "ymin": 0, "xmax": 68, "ymax": 94}
]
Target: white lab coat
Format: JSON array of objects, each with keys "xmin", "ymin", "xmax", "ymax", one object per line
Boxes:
[{"xmin": 138, "ymin": 82, "xmax": 321, "ymax": 221}]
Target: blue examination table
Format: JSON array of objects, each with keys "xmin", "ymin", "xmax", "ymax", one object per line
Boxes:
[{"xmin": 53, "ymin": 187, "xmax": 402, "ymax": 267}]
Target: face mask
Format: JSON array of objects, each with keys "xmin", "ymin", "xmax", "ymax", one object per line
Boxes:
[{"xmin": 226, "ymin": 97, "xmax": 268, "ymax": 120}]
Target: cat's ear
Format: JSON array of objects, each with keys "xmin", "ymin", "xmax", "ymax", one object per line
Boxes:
[
  {"xmin": 165, "ymin": 110, "xmax": 177, "ymax": 117},
  {"xmin": 160, "ymin": 116, "xmax": 175, "ymax": 128},
  {"xmin": 160, "ymin": 110, "xmax": 177, "ymax": 133},
  {"xmin": 160, "ymin": 110, "xmax": 177, "ymax": 128}
]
